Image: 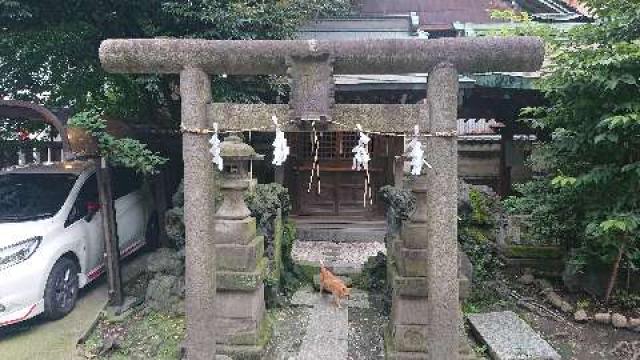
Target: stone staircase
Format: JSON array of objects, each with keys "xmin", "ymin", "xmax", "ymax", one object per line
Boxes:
[{"xmin": 293, "ymin": 216, "xmax": 387, "ymax": 243}]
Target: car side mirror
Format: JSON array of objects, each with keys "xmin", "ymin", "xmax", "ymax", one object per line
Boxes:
[{"xmin": 85, "ymin": 201, "xmax": 100, "ymax": 222}]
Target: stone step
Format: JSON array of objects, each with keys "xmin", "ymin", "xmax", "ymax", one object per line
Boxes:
[
  {"xmin": 467, "ymin": 311, "xmax": 560, "ymax": 360},
  {"xmin": 296, "ymin": 227, "xmax": 386, "ymax": 243},
  {"xmin": 292, "ymin": 217, "xmax": 387, "ymax": 243}
]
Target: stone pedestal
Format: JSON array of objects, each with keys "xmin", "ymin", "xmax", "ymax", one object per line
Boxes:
[
  {"xmin": 214, "ymin": 137, "xmax": 269, "ymax": 359},
  {"xmin": 388, "ymin": 175, "xmax": 431, "ymax": 359}
]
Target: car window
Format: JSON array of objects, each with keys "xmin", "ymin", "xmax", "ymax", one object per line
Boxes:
[
  {"xmin": 66, "ymin": 174, "xmax": 99, "ymax": 225},
  {"xmin": 0, "ymin": 173, "xmax": 78, "ymax": 221},
  {"xmin": 111, "ymin": 167, "xmax": 142, "ymax": 199}
]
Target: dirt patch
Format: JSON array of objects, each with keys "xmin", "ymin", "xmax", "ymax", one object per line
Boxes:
[
  {"xmin": 78, "ymin": 308, "xmax": 185, "ymax": 360},
  {"xmin": 464, "ymin": 273, "xmax": 640, "ymax": 360}
]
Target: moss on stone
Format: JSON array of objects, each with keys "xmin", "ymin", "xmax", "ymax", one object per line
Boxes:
[
  {"xmin": 218, "ymin": 257, "xmax": 268, "ymax": 291},
  {"xmin": 217, "ymin": 315, "xmax": 271, "ymax": 360},
  {"xmin": 502, "ymin": 245, "xmax": 563, "ymax": 259},
  {"xmin": 269, "ymin": 213, "xmax": 284, "ymax": 284}
]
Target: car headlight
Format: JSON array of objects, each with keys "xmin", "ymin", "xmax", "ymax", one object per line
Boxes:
[{"xmin": 0, "ymin": 236, "xmax": 41, "ymax": 271}]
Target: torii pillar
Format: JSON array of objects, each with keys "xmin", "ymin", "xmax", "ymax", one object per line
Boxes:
[{"xmin": 99, "ymin": 37, "xmax": 543, "ymax": 360}]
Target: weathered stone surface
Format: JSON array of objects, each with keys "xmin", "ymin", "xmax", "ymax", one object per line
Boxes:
[
  {"xmin": 213, "ymin": 217, "xmax": 257, "ymax": 245},
  {"xmin": 216, "ymin": 236, "xmax": 264, "ymax": 272},
  {"xmin": 121, "ymin": 252, "xmax": 151, "ymax": 284},
  {"xmin": 424, "ymin": 62, "xmax": 460, "ymax": 359},
  {"xmin": 287, "ymin": 54, "xmax": 334, "ymax": 123},
  {"xmin": 390, "ymin": 265, "xmax": 470, "ymax": 299},
  {"xmin": 145, "ymin": 274, "xmax": 184, "ymax": 315},
  {"xmin": 629, "ymin": 318, "xmax": 640, "ymax": 329},
  {"xmin": 393, "ymin": 325, "xmax": 428, "ymax": 352},
  {"xmin": 574, "ymin": 309, "xmax": 589, "ymax": 322},
  {"xmin": 612, "ymin": 313, "xmax": 628, "ymax": 328},
  {"xmin": 467, "ymin": 311, "xmax": 560, "ymax": 360},
  {"xmin": 297, "ymin": 227, "xmax": 386, "ymax": 243},
  {"xmin": 216, "ymin": 317, "xmax": 262, "ymax": 345},
  {"xmin": 392, "ymin": 296, "xmax": 429, "ymax": 325},
  {"xmin": 458, "ymin": 248, "xmax": 473, "ymax": 283},
  {"xmin": 180, "ymin": 67, "xmax": 217, "ymax": 359},
  {"xmin": 217, "ymin": 344, "xmax": 264, "ymax": 360},
  {"xmin": 165, "ymin": 206, "xmax": 185, "ymax": 246},
  {"xmin": 216, "ymin": 287, "xmax": 265, "ymax": 319},
  {"xmin": 209, "ymin": 103, "xmax": 429, "ymax": 133},
  {"xmin": 146, "ymin": 248, "xmax": 183, "ymax": 275},
  {"xmin": 100, "ymin": 37, "xmax": 544, "ymax": 75},
  {"xmin": 386, "ymin": 352, "xmax": 429, "ymax": 360},
  {"xmin": 396, "ymin": 248, "xmax": 429, "ymax": 277},
  {"xmin": 217, "ymin": 258, "xmax": 267, "ymax": 291},
  {"xmin": 594, "ymin": 312, "xmax": 611, "ymax": 324},
  {"xmin": 392, "ymin": 273, "xmax": 429, "ymax": 297},
  {"xmin": 400, "ymin": 223, "xmax": 429, "ymax": 249},
  {"xmin": 545, "ymin": 291, "xmax": 574, "ymax": 313}
]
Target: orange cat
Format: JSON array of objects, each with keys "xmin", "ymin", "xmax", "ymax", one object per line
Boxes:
[{"xmin": 319, "ymin": 262, "xmax": 351, "ymax": 308}]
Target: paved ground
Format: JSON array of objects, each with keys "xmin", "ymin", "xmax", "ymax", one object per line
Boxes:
[
  {"xmin": 292, "ymin": 288, "xmax": 349, "ymax": 360},
  {"xmin": 264, "ymin": 286, "xmax": 387, "ymax": 360},
  {"xmin": 0, "ymin": 281, "xmax": 108, "ymax": 360}
]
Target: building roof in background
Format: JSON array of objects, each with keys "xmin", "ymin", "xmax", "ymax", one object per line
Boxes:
[
  {"xmin": 457, "ymin": 118, "xmax": 537, "ymax": 141},
  {"xmin": 458, "ymin": 118, "xmax": 502, "ymax": 135},
  {"xmin": 298, "ymin": 16, "xmax": 418, "ymax": 40},
  {"xmin": 357, "ymin": 0, "xmax": 509, "ymax": 30},
  {"xmin": 355, "ymin": 0, "xmax": 589, "ymax": 31}
]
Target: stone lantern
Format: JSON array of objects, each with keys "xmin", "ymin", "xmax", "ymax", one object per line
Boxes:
[
  {"xmin": 216, "ymin": 135, "xmax": 264, "ymax": 219},
  {"xmin": 214, "ymin": 135, "xmax": 269, "ymax": 358}
]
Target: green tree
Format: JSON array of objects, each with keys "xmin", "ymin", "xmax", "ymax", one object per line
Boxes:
[
  {"xmin": 0, "ymin": 0, "xmax": 352, "ymax": 125},
  {"xmin": 508, "ymin": 0, "xmax": 640, "ymax": 301}
]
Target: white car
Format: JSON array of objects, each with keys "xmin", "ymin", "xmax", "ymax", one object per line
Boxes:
[{"xmin": 0, "ymin": 160, "xmax": 156, "ymax": 326}]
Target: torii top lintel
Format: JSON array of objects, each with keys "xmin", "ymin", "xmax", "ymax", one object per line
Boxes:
[{"xmin": 99, "ymin": 37, "xmax": 544, "ymax": 75}]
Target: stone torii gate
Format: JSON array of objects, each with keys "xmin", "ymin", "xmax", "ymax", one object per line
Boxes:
[{"xmin": 100, "ymin": 37, "xmax": 543, "ymax": 360}]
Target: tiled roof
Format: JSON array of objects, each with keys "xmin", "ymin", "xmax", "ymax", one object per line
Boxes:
[{"xmin": 458, "ymin": 118, "xmax": 503, "ymax": 135}]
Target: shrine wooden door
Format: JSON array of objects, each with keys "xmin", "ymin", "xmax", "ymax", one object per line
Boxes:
[{"xmin": 290, "ymin": 132, "xmax": 397, "ymax": 218}]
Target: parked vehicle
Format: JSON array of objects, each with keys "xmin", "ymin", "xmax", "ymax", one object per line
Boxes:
[{"xmin": 0, "ymin": 160, "xmax": 156, "ymax": 326}]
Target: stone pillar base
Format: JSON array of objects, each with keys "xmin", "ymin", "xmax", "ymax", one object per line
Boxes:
[
  {"xmin": 216, "ymin": 315, "xmax": 272, "ymax": 360},
  {"xmin": 386, "ymin": 334, "xmax": 479, "ymax": 360}
]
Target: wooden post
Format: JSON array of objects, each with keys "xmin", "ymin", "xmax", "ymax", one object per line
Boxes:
[
  {"xmin": 96, "ymin": 157, "xmax": 124, "ymax": 306},
  {"xmin": 153, "ymin": 172, "xmax": 170, "ymax": 248},
  {"xmin": 499, "ymin": 120, "xmax": 514, "ymax": 197}
]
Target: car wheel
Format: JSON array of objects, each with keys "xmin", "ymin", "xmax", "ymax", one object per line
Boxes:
[{"xmin": 43, "ymin": 257, "xmax": 79, "ymax": 320}]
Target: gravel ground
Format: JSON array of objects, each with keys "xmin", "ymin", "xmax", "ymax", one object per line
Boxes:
[
  {"xmin": 348, "ymin": 293, "xmax": 388, "ymax": 360},
  {"xmin": 292, "ymin": 241, "xmax": 386, "ymax": 272}
]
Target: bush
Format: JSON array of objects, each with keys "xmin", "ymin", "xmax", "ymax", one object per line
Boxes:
[
  {"xmin": 245, "ymin": 183, "xmax": 291, "ymax": 260},
  {"xmin": 503, "ymin": 178, "xmax": 581, "ymax": 248},
  {"xmin": 459, "ymin": 187, "xmax": 502, "ymax": 282}
]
